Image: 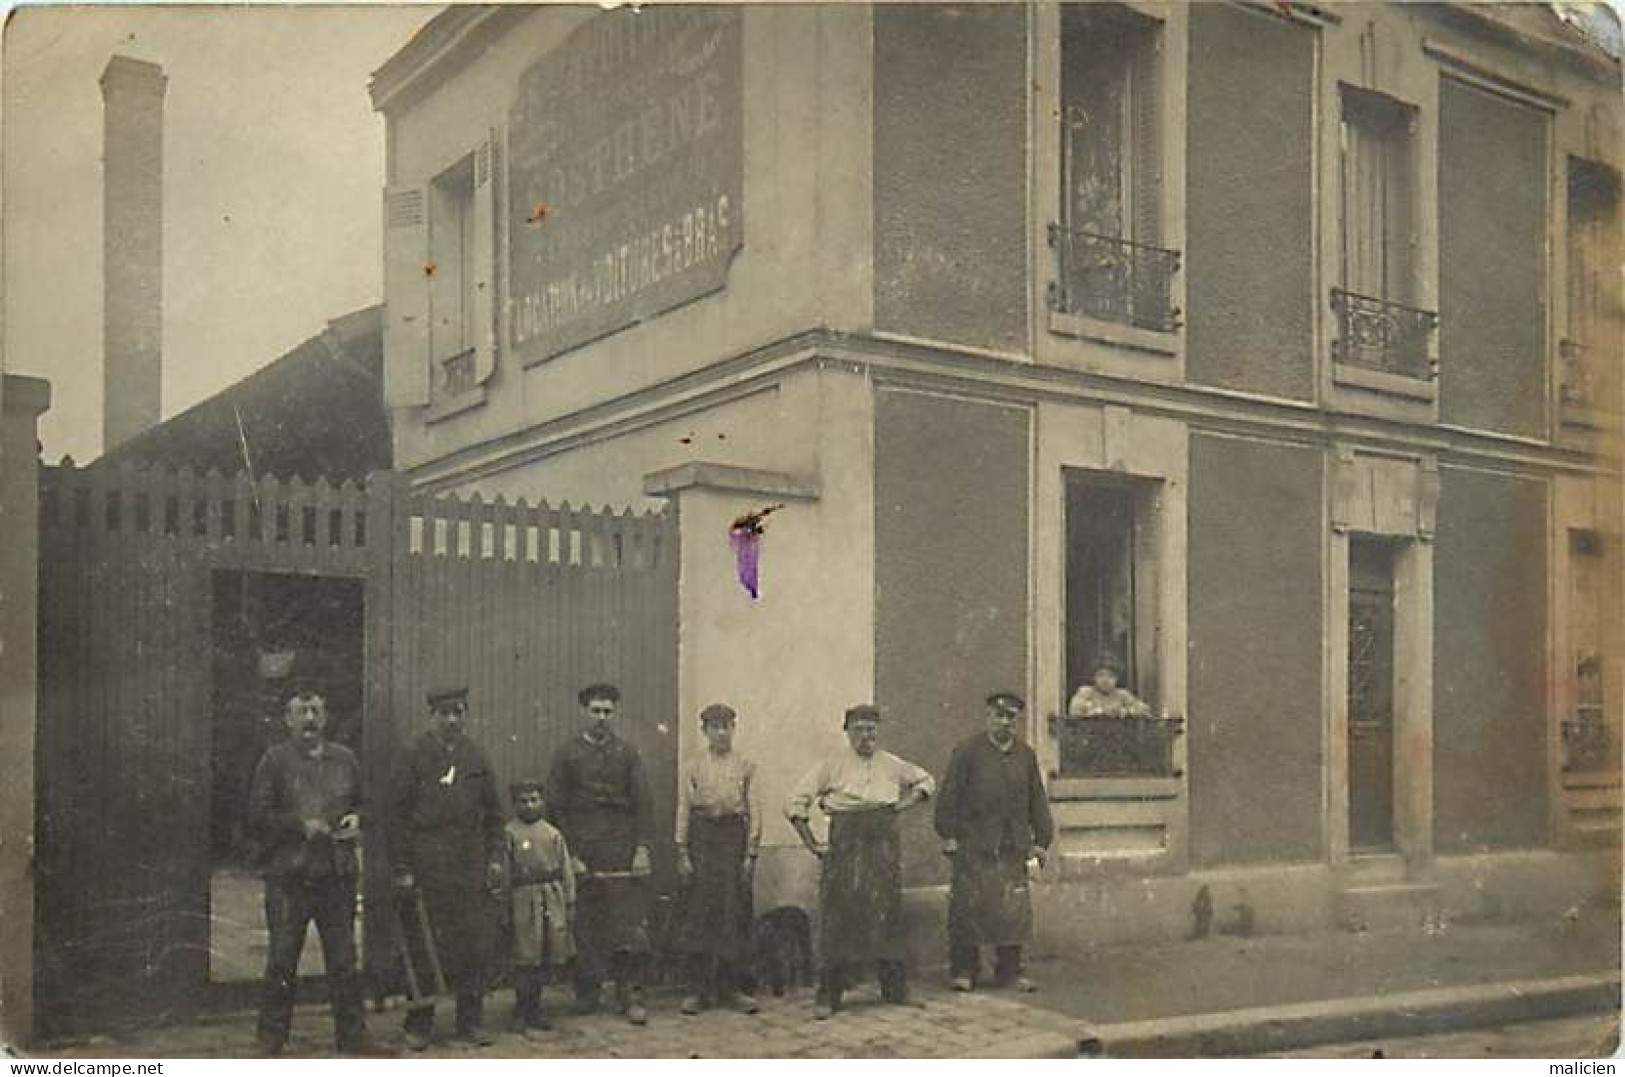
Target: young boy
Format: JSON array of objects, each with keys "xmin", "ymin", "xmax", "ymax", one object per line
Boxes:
[
  {"xmin": 503, "ymin": 779, "xmax": 577, "ymax": 1032},
  {"xmin": 675, "ymin": 703, "xmax": 761, "ymax": 1015}
]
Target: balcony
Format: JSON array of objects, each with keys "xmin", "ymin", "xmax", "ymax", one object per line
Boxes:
[
  {"xmin": 1048, "ymin": 225, "xmax": 1181, "ymax": 334},
  {"xmin": 1330, "ymin": 288, "xmax": 1439, "ymax": 382},
  {"xmin": 1048, "ymin": 714, "xmax": 1185, "ymax": 779},
  {"xmin": 1563, "ymin": 707, "xmax": 1615, "ymax": 776}
]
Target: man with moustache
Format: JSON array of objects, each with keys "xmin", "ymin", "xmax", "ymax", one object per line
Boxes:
[
  {"xmin": 786, "ymin": 704, "xmax": 935, "ymax": 1020},
  {"xmin": 247, "ymin": 688, "xmax": 385, "ymax": 1056},
  {"xmin": 934, "ymin": 691, "xmax": 1054, "ymax": 994},
  {"xmin": 390, "ymin": 685, "xmax": 505, "ymax": 1051},
  {"xmin": 546, "ymin": 682, "xmax": 655, "ymax": 1025}
]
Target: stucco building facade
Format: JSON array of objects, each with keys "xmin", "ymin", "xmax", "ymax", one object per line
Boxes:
[{"xmin": 371, "ymin": 3, "xmax": 1622, "ymax": 947}]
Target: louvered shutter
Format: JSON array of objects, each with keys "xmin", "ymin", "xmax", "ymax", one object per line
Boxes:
[
  {"xmin": 472, "ymin": 129, "xmax": 499, "ymax": 385},
  {"xmin": 382, "ymin": 186, "xmax": 430, "ymax": 407}
]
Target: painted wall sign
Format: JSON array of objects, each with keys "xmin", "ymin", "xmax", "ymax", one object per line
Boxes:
[{"xmin": 508, "ymin": 6, "xmax": 744, "ymax": 366}]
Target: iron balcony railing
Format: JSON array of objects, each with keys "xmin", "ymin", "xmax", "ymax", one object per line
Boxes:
[
  {"xmin": 1560, "ymin": 339, "xmax": 1596, "ymax": 411},
  {"xmin": 1048, "ymin": 224, "xmax": 1182, "ymax": 333},
  {"xmin": 1048, "ymin": 714, "xmax": 1185, "ymax": 779},
  {"xmin": 440, "ymin": 346, "xmax": 477, "ymax": 397},
  {"xmin": 1330, "ymin": 287, "xmax": 1439, "ymax": 381},
  {"xmin": 1561, "ymin": 707, "xmax": 1614, "ymax": 775}
]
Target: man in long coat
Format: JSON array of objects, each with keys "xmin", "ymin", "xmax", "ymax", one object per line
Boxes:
[
  {"xmin": 933, "ymin": 691, "xmax": 1054, "ymax": 993},
  {"xmin": 787, "ymin": 704, "xmax": 935, "ymax": 1019},
  {"xmin": 547, "ymin": 682, "xmax": 655, "ymax": 1025},
  {"xmin": 390, "ymin": 685, "xmax": 505, "ymax": 1050}
]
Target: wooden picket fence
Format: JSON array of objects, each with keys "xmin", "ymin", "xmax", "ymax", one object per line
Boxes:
[{"xmin": 34, "ymin": 460, "xmax": 677, "ymax": 1031}]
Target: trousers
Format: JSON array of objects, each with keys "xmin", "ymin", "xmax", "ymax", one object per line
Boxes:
[{"xmin": 257, "ymin": 873, "xmax": 365, "ymax": 1050}]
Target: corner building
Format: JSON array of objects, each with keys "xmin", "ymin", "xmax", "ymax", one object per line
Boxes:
[{"xmin": 372, "ymin": 3, "xmax": 1622, "ymax": 949}]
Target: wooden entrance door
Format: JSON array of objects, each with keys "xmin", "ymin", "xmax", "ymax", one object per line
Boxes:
[{"xmin": 1348, "ymin": 538, "xmax": 1397, "ymax": 851}]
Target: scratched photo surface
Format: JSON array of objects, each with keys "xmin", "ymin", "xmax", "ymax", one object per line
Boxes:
[{"xmin": 1, "ymin": 1, "xmax": 1621, "ymax": 1062}]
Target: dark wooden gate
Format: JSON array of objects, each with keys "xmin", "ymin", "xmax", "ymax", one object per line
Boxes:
[{"xmin": 34, "ymin": 462, "xmax": 677, "ymax": 1032}]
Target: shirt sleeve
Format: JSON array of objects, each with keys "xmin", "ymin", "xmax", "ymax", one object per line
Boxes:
[
  {"xmin": 932, "ymin": 744, "xmax": 967, "ymax": 840},
  {"xmin": 247, "ymin": 750, "xmax": 302, "ymax": 841},
  {"xmin": 628, "ymin": 747, "xmax": 653, "ymax": 850},
  {"xmin": 744, "ymin": 759, "xmax": 762, "ymax": 852},
  {"xmin": 389, "ymin": 744, "xmax": 420, "ymax": 875},
  {"xmin": 545, "ymin": 747, "xmax": 572, "ymax": 839},
  {"xmin": 477, "ymin": 749, "xmax": 506, "ymax": 864},
  {"xmin": 674, "ymin": 764, "xmax": 693, "ymax": 846},
  {"xmin": 1028, "ymin": 750, "xmax": 1055, "ymax": 849},
  {"xmin": 557, "ymin": 830, "xmax": 577, "ymax": 907},
  {"xmin": 898, "ymin": 755, "xmax": 935, "ymax": 800},
  {"xmin": 785, "ymin": 759, "xmax": 826, "ymax": 821},
  {"xmin": 1066, "ymin": 687, "xmax": 1088, "ymax": 718}
]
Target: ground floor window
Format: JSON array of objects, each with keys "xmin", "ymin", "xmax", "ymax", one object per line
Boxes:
[
  {"xmin": 1058, "ymin": 471, "xmax": 1178, "ymax": 778},
  {"xmin": 1564, "ymin": 529, "xmax": 1618, "ymax": 776}
]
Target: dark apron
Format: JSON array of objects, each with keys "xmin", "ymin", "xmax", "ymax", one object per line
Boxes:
[
  {"xmin": 571, "ymin": 805, "xmax": 651, "ymax": 959},
  {"xmin": 820, "ymin": 807, "xmax": 905, "ymax": 967},
  {"xmin": 948, "ymin": 847, "xmax": 1033, "ymax": 947},
  {"xmin": 679, "ymin": 813, "xmax": 753, "ymax": 959}
]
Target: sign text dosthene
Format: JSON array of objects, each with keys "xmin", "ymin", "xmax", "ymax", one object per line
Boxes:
[{"xmin": 509, "ymin": 7, "xmax": 744, "ymax": 365}]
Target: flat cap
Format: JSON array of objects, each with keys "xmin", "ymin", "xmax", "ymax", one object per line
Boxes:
[
  {"xmin": 426, "ymin": 684, "xmax": 468, "ymax": 708},
  {"xmin": 578, "ymin": 682, "xmax": 621, "ymax": 705},
  {"xmin": 699, "ymin": 703, "xmax": 737, "ymax": 726},
  {"xmin": 986, "ymin": 690, "xmax": 1026, "ymax": 713},
  {"xmin": 843, "ymin": 703, "xmax": 882, "ymax": 727}
]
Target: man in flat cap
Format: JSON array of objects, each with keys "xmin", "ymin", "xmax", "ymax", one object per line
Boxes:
[
  {"xmin": 934, "ymin": 691, "xmax": 1054, "ymax": 993},
  {"xmin": 675, "ymin": 703, "xmax": 761, "ymax": 1016},
  {"xmin": 787, "ymin": 704, "xmax": 935, "ymax": 1019},
  {"xmin": 546, "ymin": 682, "xmax": 655, "ymax": 1025},
  {"xmin": 247, "ymin": 687, "xmax": 385, "ymax": 1056},
  {"xmin": 390, "ymin": 685, "xmax": 505, "ymax": 1050}
]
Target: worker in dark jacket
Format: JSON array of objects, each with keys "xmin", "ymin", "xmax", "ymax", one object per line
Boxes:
[
  {"xmin": 547, "ymin": 682, "xmax": 655, "ymax": 1025},
  {"xmin": 390, "ymin": 685, "xmax": 505, "ymax": 1051},
  {"xmin": 933, "ymin": 690, "xmax": 1055, "ymax": 993},
  {"xmin": 248, "ymin": 689, "xmax": 385, "ymax": 1056}
]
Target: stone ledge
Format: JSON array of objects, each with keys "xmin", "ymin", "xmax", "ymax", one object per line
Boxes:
[
  {"xmin": 3, "ymin": 375, "xmax": 51, "ymax": 416},
  {"xmin": 643, "ymin": 461, "xmax": 820, "ymax": 501}
]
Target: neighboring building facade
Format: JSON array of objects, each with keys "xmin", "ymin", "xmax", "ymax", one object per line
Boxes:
[{"xmin": 371, "ymin": 3, "xmax": 1622, "ymax": 943}]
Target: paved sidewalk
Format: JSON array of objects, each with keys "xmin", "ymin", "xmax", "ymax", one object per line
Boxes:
[
  {"xmin": 26, "ymin": 905, "xmax": 1620, "ymax": 1059},
  {"xmin": 1022, "ymin": 902, "xmax": 1621, "ymax": 1027}
]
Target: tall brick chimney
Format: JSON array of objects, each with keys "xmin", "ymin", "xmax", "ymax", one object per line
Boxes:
[{"xmin": 99, "ymin": 55, "xmax": 166, "ymax": 454}]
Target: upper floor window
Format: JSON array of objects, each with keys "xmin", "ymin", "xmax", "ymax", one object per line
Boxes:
[
  {"xmin": 1050, "ymin": 4, "xmax": 1179, "ymax": 334},
  {"xmin": 1333, "ymin": 85, "xmax": 1436, "ymax": 381},
  {"xmin": 1562, "ymin": 156, "xmax": 1621, "ymax": 419}
]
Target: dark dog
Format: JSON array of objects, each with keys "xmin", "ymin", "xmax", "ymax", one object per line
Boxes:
[{"xmin": 749, "ymin": 906, "xmax": 811, "ymax": 997}]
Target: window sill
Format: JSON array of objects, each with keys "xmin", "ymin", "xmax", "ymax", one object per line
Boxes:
[
  {"xmin": 1332, "ymin": 361, "xmax": 1437, "ymax": 402},
  {"xmin": 1559, "ymin": 403, "xmax": 1617, "ymax": 431},
  {"xmin": 425, "ymin": 384, "xmax": 487, "ymax": 424},
  {"xmin": 1048, "ymin": 308, "xmax": 1180, "ymax": 357},
  {"xmin": 1048, "ymin": 776, "xmax": 1183, "ymax": 801}
]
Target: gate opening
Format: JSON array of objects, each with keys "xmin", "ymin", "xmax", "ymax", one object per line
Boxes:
[{"xmin": 208, "ymin": 570, "xmax": 364, "ymax": 983}]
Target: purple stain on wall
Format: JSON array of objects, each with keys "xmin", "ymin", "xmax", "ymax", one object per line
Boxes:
[{"xmin": 728, "ymin": 503, "xmax": 784, "ymax": 600}]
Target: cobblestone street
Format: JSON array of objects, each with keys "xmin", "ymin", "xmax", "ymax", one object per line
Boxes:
[{"xmin": 31, "ymin": 980, "xmax": 1084, "ymax": 1059}]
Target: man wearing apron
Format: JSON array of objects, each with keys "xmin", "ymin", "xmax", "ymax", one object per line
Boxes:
[{"xmin": 787, "ymin": 704, "xmax": 935, "ymax": 1020}]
